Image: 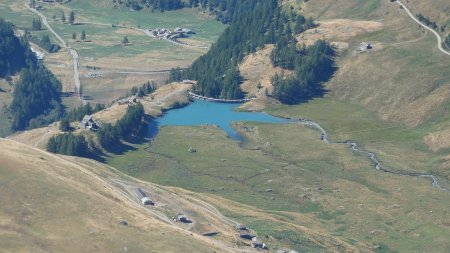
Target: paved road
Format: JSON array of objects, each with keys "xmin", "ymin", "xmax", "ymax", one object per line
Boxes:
[
  {"xmin": 27, "ymin": 5, "xmax": 86, "ymax": 105},
  {"xmin": 396, "ymin": 0, "xmax": 450, "ymax": 56}
]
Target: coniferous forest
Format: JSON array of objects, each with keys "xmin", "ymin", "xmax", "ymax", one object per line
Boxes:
[
  {"xmin": 0, "ymin": 18, "xmax": 63, "ymax": 130},
  {"xmin": 11, "ymin": 65, "xmax": 63, "ymax": 130},
  {"xmin": 112, "ymin": 1, "xmax": 335, "ymax": 103},
  {"xmin": 271, "ymin": 40, "xmax": 336, "ymax": 104},
  {"xmin": 180, "ymin": 0, "xmax": 334, "ymax": 103},
  {"xmin": 97, "ymin": 103, "xmax": 145, "ymax": 148},
  {"xmin": 47, "ymin": 133, "xmax": 88, "ymax": 157},
  {"xmin": 0, "ymin": 18, "xmax": 33, "ymax": 78},
  {"xmin": 184, "ymin": 0, "xmax": 282, "ymax": 99}
]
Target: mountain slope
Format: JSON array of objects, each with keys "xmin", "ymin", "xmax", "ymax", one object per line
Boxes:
[
  {"xmin": 0, "ymin": 138, "xmax": 243, "ymax": 253},
  {"xmin": 245, "ymin": 0, "xmax": 450, "ymax": 127}
]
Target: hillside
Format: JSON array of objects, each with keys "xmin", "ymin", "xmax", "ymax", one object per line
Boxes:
[
  {"xmin": 244, "ymin": 0, "xmax": 450, "ymax": 127},
  {"xmin": 407, "ymin": 0, "xmax": 450, "ymax": 27},
  {"xmin": 2, "ymin": 0, "xmax": 450, "ymax": 252},
  {"xmin": 8, "ymin": 82, "xmax": 191, "ymax": 150},
  {"xmin": 237, "ymin": 0, "xmax": 450, "ymax": 189},
  {"xmin": 104, "ymin": 1, "xmax": 450, "ymax": 252},
  {"xmin": 0, "ymin": 138, "xmax": 263, "ymax": 252}
]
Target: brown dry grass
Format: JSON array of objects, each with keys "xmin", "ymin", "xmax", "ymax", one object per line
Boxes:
[
  {"xmin": 44, "ymin": 50, "xmax": 76, "ymax": 93},
  {"xmin": 140, "ymin": 82, "xmax": 192, "ymax": 117},
  {"xmin": 238, "ymin": 18, "xmax": 384, "ymax": 112},
  {"xmin": 0, "ymin": 138, "xmax": 254, "ymax": 252},
  {"xmin": 89, "ymin": 49, "xmax": 199, "ymax": 70},
  {"xmin": 288, "ymin": 0, "xmax": 450, "ymax": 128},
  {"xmin": 114, "ymin": 28, "xmax": 143, "ymax": 36},
  {"xmin": 298, "ymin": 19, "xmax": 383, "ymax": 46},
  {"xmin": 239, "ymin": 45, "xmax": 287, "ymax": 98},
  {"xmin": 425, "ymin": 130, "xmax": 450, "ymax": 152},
  {"xmin": 8, "ymin": 123, "xmax": 61, "ymax": 149},
  {"xmin": 92, "ymin": 103, "xmax": 129, "ymax": 124}
]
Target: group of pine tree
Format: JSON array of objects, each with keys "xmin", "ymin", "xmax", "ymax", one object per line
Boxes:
[
  {"xmin": 445, "ymin": 34, "xmax": 450, "ymax": 48},
  {"xmin": 0, "ymin": 18, "xmax": 63, "ymax": 130},
  {"xmin": 96, "ymin": 103, "xmax": 145, "ymax": 148},
  {"xmin": 168, "ymin": 0, "xmax": 335, "ymax": 103},
  {"xmin": 48, "ymin": 103, "xmax": 145, "ymax": 156},
  {"xmin": 47, "ymin": 133, "xmax": 88, "ymax": 157},
  {"xmin": 110, "ymin": 0, "xmax": 336, "ymax": 103}
]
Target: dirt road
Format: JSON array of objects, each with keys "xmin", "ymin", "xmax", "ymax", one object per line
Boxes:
[
  {"xmin": 396, "ymin": 0, "xmax": 450, "ymax": 56},
  {"xmin": 27, "ymin": 5, "xmax": 86, "ymax": 105}
]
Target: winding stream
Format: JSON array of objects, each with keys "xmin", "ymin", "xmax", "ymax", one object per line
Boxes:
[
  {"xmin": 150, "ymin": 100, "xmax": 450, "ymax": 193},
  {"xmin": 295, "ymin": 118, "xmax": 450, "ymax": 193}
]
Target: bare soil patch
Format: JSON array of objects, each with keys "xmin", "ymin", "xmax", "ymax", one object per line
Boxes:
[{"xmin": 298, "ymin": 19, "xmax": 383, "ymax": 46}]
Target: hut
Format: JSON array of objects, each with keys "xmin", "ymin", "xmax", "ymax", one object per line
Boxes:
[
  {"xmin": 80, "ymin": 115, "xmax": 99, "ymax": 131},
  {"xmin": 134, "ymin": 188, "xmax": 154, "ymax": 205},
  {"xmin": 176, "ymin": 215, "xmax": 191, "ymax": 223},
  {"xmin": 357, "ymin": 42, "xmax": 373, "ymax": 52},
  {"xmin": 251, "ymin": 237, "xmax": 267, "ymax": 249},
  {"xmin": 239, "ymin": 232, "xmax": 254, "ymax": 240},
  {"xmin": 235, "ymin": 224, "xmax": 248, "ymax": 231}
]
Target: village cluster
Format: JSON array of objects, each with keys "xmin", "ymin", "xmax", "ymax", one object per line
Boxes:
[{"xmin": 151, "ymin": 27, "xmax": 195, "ymax": 40}]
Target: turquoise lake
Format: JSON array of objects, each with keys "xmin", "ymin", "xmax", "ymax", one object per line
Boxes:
[{"xmin": 148, "ymin": 100, "xmax": 290, "ymax": 141}]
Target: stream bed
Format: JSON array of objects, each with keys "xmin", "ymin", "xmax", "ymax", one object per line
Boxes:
[{"xmin": 146, "ymin": 100, "xmax": 450, "ymax": 193}]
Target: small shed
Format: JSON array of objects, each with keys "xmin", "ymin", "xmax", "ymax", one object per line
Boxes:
[
  {"xmin": 182, "ymin": 80, "xmax": 195, "ymax": 84},
  {"xmin": 81, "ymin": 115, "xmax": 99, "ymax": 131},
  {"xmin": 251, "ymin": 237, "xmax": 267, "ymax": 249},
  {"xmin": 134, "ymin": 188, "xmax": 154, "ymax": 205},
  {"xmin": 239, "ymin": 232, "xmax": 254, "ymax": 240},
  {"xmin": 357, "ymin": 42, "xmax": 373, "ymax": 52},
  {"xmin": 235, "ymin": 224, "xmax": 248, "ymax": 231},
  {"xmin": 176, "ymin": 215, "xmax": 191, "ymax": 223}
]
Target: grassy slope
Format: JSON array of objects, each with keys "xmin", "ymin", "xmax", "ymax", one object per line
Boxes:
[
  {"xmin": 3, "ymin": 0, "xmax": 450, "ymax": 252},
  {"xmin": 407, "ymin": 0, "xmax": 450, "ymax": 28},
  {"xmin": 0, "ymin": 79, "xmax": 13, "ymax": 137},
  {"xmin": 276, "ymin": 0, "xmax": 450, "ymax": 179},
  {"xmin": 0, "ymin": 138, "xmax": 228, "ymax": 252},
  {"xmin": 106, "ymin": 1, "xmax": 450, "ymax": 252},
  {"xmin": 107, "ymin": 122, "xmax": 450, "ymax": 252}
]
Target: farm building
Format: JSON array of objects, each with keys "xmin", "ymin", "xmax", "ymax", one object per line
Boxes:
[
  {"xmin": 134, "ymin": 188, "xmax": 154, "ymax": 205},
  {"xmin": 251, "ymin": 237, "xmax": 267, "ymax": 249},
  {"xmin": 356, "ymin": 42, "xmax": 373, "ymax": 52},
  {"xmin": 153, "ymin": 27, "xmax": 195, "ymax": 40},
  {"xmin": 80, "ymin": 115, "xmax": 99, "ymax": 131}
]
